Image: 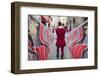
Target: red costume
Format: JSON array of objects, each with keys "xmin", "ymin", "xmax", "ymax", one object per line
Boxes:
[
  {"xmin": 56, "ymin": 27, "xmax": 66, "ymax": 47},
  {"xmin": 56, "ymin": 27, "xmax": 66, "ymax": 59}
]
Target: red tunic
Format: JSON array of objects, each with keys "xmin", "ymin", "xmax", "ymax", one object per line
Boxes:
[{"xmin": 56, "ymin": 27, "xmax": 66, "ymax": 47}]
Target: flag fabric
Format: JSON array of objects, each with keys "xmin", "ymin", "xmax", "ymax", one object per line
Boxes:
[
  {"xmin": 67, "ymin": 25, "xmax": 83, "ymax": 49},
  {"xmin": 28, "ymin": 18, "xmax": 51, "ymax": 60},
  {"xmin": 70, "ymin": 44, "xmax": 87, "ymax": 58},
  {"xmin": 39, "ymin": 23, "xmax": 51, "ymax": 50},
  {"xmin": 38, "ymin": 23, "xmax": 51, "ymax": 60},
  {"xmin": 39, "ymin": 23, "xmax": 48, "ymax": 45},
  {"xmin": 66, "ymin": 25, "xmax": 87, "ymax": 58},
  {"xmin": 28, "ymin": 35, "xmax": 39, "ymax": 60},
  {"xmin": 36, "ymin": 45, "xmax": 48, "ymax": 60},
  {"xmin": 28, "ymin": 38, "xmax": 48, "ymax": 60}
]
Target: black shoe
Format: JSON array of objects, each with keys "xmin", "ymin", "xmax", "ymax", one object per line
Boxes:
[
  {"xmin": 56, "ymin": 55, "xmax": 59, "ymax": 59},
  {"xmin": 61, "ymin": 55, "xmax": 64, "ymax": 59}
]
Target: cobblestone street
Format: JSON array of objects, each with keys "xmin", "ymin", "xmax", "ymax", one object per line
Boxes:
[{"xmin": 48, "ymin": 40, "xmax": 72, "ymax": 60}]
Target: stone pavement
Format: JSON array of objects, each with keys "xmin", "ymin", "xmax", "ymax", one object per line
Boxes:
[{"xmin": 48, "ymin": 40, "xmax": 72, "ymax": 60}]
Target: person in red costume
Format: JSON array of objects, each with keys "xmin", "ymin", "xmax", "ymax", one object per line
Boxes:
[{"xmin": 56, "ymin": 22, "xmax": 66, "ymax": 59}]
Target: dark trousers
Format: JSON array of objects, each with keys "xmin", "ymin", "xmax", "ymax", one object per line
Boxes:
[{"xmin": 56, "ymin": 47, "xmax": 64, "ymax": 59}]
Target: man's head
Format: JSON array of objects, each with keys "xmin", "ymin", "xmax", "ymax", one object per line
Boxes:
[{"xmin": 58, "ymin": 22, "xmax": 62, "ymax": 26}]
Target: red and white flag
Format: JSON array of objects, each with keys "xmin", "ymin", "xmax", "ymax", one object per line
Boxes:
[
  {"xmin": 67, "ymin": 25, "xmax": 83, "ymax": 49},
  {"xmin": 66, "ymin": 24, "xmax": 87, "ymax": 58}
]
